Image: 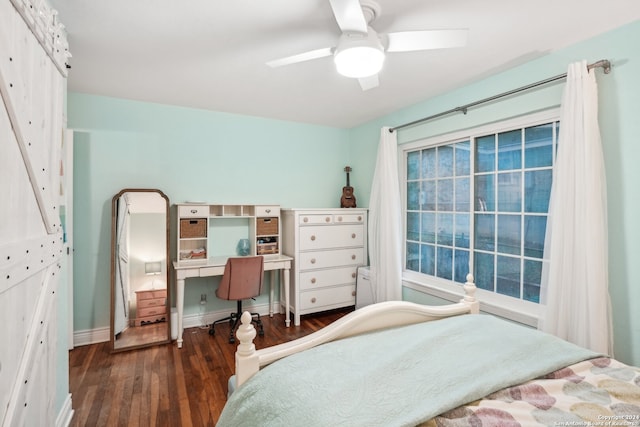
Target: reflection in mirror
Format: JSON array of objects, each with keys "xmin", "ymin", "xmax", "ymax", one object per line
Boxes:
[{"xmin": 111, "ymin": 189, "xmax": 171, "ymax": 352}]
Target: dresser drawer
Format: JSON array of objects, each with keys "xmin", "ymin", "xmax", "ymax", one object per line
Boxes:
[
  {"xmin": 299, "ymin": 225, "xmax": 364, "ymax": 250},
  {"xmin": 137, "ymin": 297, "xmax": 166, "ymax": 309},
  {"xmin": 136, "ymin": 289, "xmax": 167, "ymax": 300},
  {"xmin": 298, "ymin": 212, "xmax": 365, "ymax": 226},
  {"xmin": 298, "ymin": 247, "xmax": 365, "ymax": 270},
  {"xmin": 333, "ymin": 213, "xmax": 365, "ymax": 224},
  {"xmin": 299, "ymin": 285, "xmax": 356, "ymax": 311},
  {"xmin": 179, "ymin": 205, "xmax": 208, "ymax": 217},
  {"xmin": 299, "ymin": 214, "xmax": 334, "ymax": 225},
  {"xmin": 137, "ymin": 305, "xmax": 167, "ymax": 318},
  {"xmin": 255, "ymin": 205, "xmax": 279, "ymax": 217},
  {"xmin": 299, "ymin": 266, "xmax": 358, "ymax": 291}
]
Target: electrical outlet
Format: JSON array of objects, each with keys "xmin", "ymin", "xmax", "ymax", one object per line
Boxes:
[{"xmin": 200, "ymin": 293, "xmax": 207, "ymax": 305}]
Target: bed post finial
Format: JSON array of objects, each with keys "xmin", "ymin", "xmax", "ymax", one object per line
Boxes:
[
  {"xmin": 236, "ymin": 312, "xmax": 256, "ymax": 354},
  {"xmin": 235, "ymin": 311, "xmax": 259, "ymax": 388},
  {"xmin": 462, "ymin": 274, "xmax": 479, "ymax": 314}
]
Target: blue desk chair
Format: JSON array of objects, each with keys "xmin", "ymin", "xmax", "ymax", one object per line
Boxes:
[{"xmin": 210, "ymin": 256, "xmax": 265, "ymax": 343}]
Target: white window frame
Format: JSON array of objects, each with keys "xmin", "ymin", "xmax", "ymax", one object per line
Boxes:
[{"xmin": 399, "ymin": 108, "xmax": 560, "ymax": 326}]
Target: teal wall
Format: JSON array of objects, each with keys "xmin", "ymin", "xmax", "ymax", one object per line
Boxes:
[
  {"xmin": 69, "ymin": 97, "xmax": 350, "ymax": 329},
  {"xmin": 349, "ymin": 21, "xmax": 640, "ymax": 366},
  {"xmin": 68, "ymin": 21, "xmax": 639, "ymax": 366}
]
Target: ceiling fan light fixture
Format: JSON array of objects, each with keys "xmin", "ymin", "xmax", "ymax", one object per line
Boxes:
[{"xmin": 334, "ymin": 30, "xmax": 385, "ymax": 79}]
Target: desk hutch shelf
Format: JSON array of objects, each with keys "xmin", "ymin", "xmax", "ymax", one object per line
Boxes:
[{"xmin": 175, "ymin": 204, "xmax": 281, "ymax": 265}]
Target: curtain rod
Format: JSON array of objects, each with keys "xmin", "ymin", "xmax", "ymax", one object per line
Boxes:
[{"xmin": 389, "ymin": 59, "xmax": 611, "ymax": 133}]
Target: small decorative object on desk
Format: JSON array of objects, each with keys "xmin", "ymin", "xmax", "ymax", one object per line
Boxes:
[
  {"xmin": 340, "ymin": 166, "xmax": 357, "ymax": 208},
  {"xmin": 237, "ymin": 238, "xmax": 250, "ymax": 256}
]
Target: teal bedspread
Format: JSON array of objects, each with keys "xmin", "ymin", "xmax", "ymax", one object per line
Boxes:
[{"xmin": 217, "ymin": 314, "xmax": 598, "ymax": 427}]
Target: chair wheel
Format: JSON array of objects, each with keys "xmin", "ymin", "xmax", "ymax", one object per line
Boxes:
[
  {"xmin": 229, "ymin": 337, "xmax": 235, "ymax": 344},
  {"xmin": 258, "ymin": 329, "xmax": 264, "ymax": 337},
  {"xmin": 209, "ymin": 328, "xmax": 215, "ymax": 336}
]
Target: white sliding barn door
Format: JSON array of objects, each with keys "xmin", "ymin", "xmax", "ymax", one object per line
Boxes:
[{"xmin": 0, "ymin": 0, "xmax": 70, "ymax": 425}]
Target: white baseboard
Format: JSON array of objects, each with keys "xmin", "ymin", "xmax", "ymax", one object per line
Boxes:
[
  {"xmin": 183, "ymin": 302, "xmax": 275, "ymax": 329},
  {"xmin": 73, "ymin": 326, "xmax": 110, "ymax": 347},
  {"xmin": 55, "ymin": 393, "xmax": 73, "ymax": 427},
  {"xmin": 73, "ymin": 302, "xmax": 280, "ymax": 347}
]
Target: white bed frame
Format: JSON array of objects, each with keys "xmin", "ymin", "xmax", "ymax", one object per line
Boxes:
[{"xmin": 234, "ymin": 274, "xmax": 479, "ymax": 387}]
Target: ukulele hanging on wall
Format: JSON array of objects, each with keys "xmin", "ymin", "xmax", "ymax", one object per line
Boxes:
[{"xmin": 340, "ymin": 166, "xmax": 357, "ymax": 208}]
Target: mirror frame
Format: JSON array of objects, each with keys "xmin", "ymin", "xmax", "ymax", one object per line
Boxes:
[{"xmin": 110, "ymin": 188, "xmax": 171, "ymax": 352}]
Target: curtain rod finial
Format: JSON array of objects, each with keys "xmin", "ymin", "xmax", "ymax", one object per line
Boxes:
[{"xmin": 588, "ymin": 59, "xmax": 611, "ymax": 74}]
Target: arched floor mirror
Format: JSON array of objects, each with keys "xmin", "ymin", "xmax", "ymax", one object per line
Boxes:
[{"xmin": 110, "ymin": 189, "xmax": 171, "ymax": 352}]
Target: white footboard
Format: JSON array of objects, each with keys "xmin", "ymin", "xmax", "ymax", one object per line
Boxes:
[{"xmin": 234, "ymin": 274, "xmax": 479, "ymax": 388}]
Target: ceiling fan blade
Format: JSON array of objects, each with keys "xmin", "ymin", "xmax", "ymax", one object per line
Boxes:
[
  {"xmin": 266, "ymin": 47, "xmax": 333, "ymax": 68},
  {"xmin": 358, "ymin": 74, "xmax": 379, "ymax": 91},
  {"xmin": 329, "ymin": 0, "xmax": 368, "ymax": 34},
  {"xmin": 386, "ymin": 29, "xmax": 468, "ymax": 52}
]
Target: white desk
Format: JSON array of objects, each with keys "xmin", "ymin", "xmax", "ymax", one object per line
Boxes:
[{"xmin": 173, "ymin": 254, "xmax": 293, "ymax": 349}]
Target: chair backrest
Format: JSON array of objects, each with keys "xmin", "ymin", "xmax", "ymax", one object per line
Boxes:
[{"xmin": 216, "ymin": 256, "xmax": 264, "ymax": 301}]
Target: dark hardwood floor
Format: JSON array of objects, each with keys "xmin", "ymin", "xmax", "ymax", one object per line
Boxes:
[
  {"xmin": 114, "ymin": 322, "xmax": 168, "ymax": 350},
  {"xmin": 69, "ymin": 308, "xmax": 352, "ymax": 427}
]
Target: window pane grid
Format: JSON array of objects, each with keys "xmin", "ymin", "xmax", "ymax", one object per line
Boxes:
[
  {"xmin": 405, "ymin": 141, "xmax": 470, "ymax": 282},
  {"xmin": 405, "ymin": 119, "xmax": 558, "ymax": 304}
]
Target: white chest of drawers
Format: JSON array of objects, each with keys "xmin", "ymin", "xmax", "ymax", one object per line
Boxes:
[{"xmin": 282, "ymin": 208, "xmax": 367, "ymax": 326}]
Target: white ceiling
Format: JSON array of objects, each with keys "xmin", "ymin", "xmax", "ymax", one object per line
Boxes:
[{"xmin": 50, "ymin": 0, "xmax": 639, "ymax": 129}]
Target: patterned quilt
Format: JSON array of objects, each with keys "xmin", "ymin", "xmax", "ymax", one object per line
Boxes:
[{"xmin": 423, "ymin": 357, "xmax": 640, "ymax": 426}]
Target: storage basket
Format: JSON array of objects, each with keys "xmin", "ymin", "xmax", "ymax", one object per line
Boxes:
[
  {"xmin": 257, "ymin": 217, "xmax": 278, "ymax": 236},
  {"xmin": 257, "ymin": 242, "xmax": 279, "ymax": 255},
  {"xmin": 180, "ymin": 218, "xmax": 207, "ymax": 238}
]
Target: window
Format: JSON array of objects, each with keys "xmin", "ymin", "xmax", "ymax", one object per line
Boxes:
[{"xmin": 403, "ymin": 113, "xmax": 559, "ymax": 305}]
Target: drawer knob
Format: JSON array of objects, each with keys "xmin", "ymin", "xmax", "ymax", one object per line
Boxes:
[
  {"xmin": 265, "ymin": 209, "xmax": 271, "ymax": 213},
  {"xmin": 190, "ymin": 209, "xmax": 197, "ymax": 214},
  {"xmin": 352, "ymin": 272, "xmax": 356, "ymax": 278},
  {"xmin": 351, "ymin": 254, "xmax": 356, "ymax": 260},
  {"xmin": 311, "ymin": 278, "xmax": 316, "ymax": 284},
  {"xmin": 303, "ymin": 217, "xmax": 309, "ymax": 223},
  {"xmin": 311, "ymin": 297, "xmax": 317, "ymax": 303},
  {"xmin": 352, "ymin": 291, "xmax": 356, "ymax": 297},
  {"xmin": 325, "ymin": 217, "xmax": 330, "ymax": 222},
  {"xmin": 351, "ymin": 233, "xmax": 356, "ymax": 239},
  {"xmin": 310, "ymin": 235, "xmax": 316, "ymax": 241},
  {"xmin": 337, "ymin": 216, "xmax": 342, "ymax": 222},
  {"xmin": 310, "ymin": 258, "xmax": 316, "ymax": 264},
  {"xmin": 358, "ymin": 216, "xmax": 362, "ymax": 221}
]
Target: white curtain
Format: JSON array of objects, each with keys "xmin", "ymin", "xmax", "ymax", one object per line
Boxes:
[
  {"xmin": 538, "ymin": 60, "xmax": 613, "ymax": 355},
  {"xmin": 114, "ymin": 194, "xmax": 131, "ymax": 335},
  {"xmin": 367, "ymin": 126, "xmax": 403, "ymax": 302}
]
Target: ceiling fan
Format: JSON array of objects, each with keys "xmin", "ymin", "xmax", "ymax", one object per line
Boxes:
[{"xmin": 266, "ymin": 0, "xmax": 468, "ymax": 91}]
